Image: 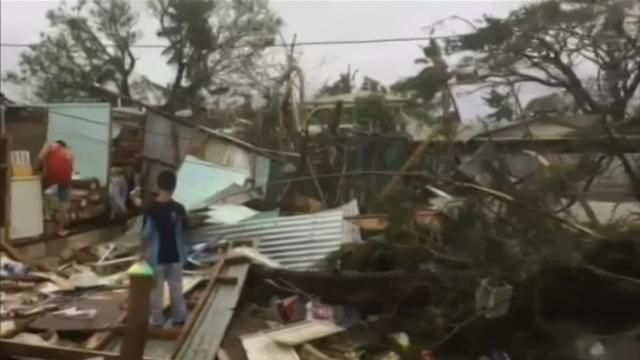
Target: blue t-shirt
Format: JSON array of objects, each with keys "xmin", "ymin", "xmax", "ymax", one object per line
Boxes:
[{"xmin": 143, "ymin": 199, "xmax": 188, "ymax": 264}]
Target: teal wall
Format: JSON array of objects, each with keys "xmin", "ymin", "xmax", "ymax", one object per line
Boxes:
[{"xmin": 48, "ymin": 103, "xmax": 111, "ymax": 185}]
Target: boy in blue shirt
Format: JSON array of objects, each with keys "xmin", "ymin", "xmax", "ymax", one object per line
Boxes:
[{"xmin": 142, "ymin": 170, "xmax": 188, "ymax": 327}]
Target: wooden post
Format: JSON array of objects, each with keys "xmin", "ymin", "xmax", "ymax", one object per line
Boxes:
[
  {"xmin": 120, "ymin": 261, "xmax": 154, "ymax": 360},
  {"xmin": 1, "ymin": 135, "xmax": 12, "ymax": 255}
]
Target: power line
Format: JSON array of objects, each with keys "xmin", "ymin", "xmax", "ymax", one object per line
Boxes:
[{"xmin": 0, "ymin": 33, "xmax": 469, "ymax": 49}]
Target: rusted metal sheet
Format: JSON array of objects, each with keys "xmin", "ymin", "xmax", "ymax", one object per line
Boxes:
[{"xmin": 345, "ymin": 210, "xmax": 442, "ymax": 232}]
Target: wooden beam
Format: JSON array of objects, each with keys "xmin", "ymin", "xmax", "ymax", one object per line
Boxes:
[
  {"xmin": 382, "ymin": 125, "xmax": 442, "ymax": 196},
  {"xmin": 429, "ymin": 136, "xmax": 640, "ymax": 154},
  {"xmin": 119, "ymin": 268, "xmax": 153, "ymax": 360},
  {"xmin": 114, "ymin": 326, "xmax": 181, "ymax": 340},
  {"xmin": 171, "ymin": 247, "xmax": 228, "ymax": 359},
  {"xmin": 0, "ymin": 339, "xmax": 155, "ymax": 360},
  {"xmin": 1, "ymin": 136, "xmax": 12, "ymax": 257},
  {"xmin": 216, "ymin": 275, "xmax": 239, "ymax": 285}
]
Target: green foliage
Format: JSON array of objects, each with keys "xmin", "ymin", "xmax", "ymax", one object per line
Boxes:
[
  {"xmin": 360, "ymin": 76, "xmax": 387, "ymax": 93},
  {"xmin": 353, "ymin": 95, "xmax": 397, "ymax": 133},
  {"xmin": 453, "ymin": 0, "xmax": 640, "ymax": 121},
  {"xmin": 318, "ymin": 67, "xmax": 358, "ymax": 96},
  {"xmin": 4, "ymin": 0, "xmax": 140, "ymax": 101},
  {"xmin": 483, "ymin": 89, "xmax": 515, "ymax": 122},
  {"xmin": 392, "ymin": 66, "xmax": 451, "ymax": 104},
  {"xmin": 524, "ymin": 93, "xmax": 574, "ymax": 115},
  {"xmin": 392, "ymin": 39, "xmax": 451, "ymax": 104},
  {"xmin": 149, "ymin": 0, "xmax": 282, "ymax": 111}
]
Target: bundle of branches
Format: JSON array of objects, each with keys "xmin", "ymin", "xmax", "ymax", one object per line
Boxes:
[{"xmin": 325, "ymin": 163, "xmax": 640, "ymax": 354}]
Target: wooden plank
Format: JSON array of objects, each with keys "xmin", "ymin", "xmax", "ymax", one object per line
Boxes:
[
  {"xmin": 1, "ymin": 236, "xmax": 29, "ymax": 264},
  {"xmin": 177, "ymin": 309, "xmax": 234, "ymax": 360},
  {"xmin": 84, "ymin": 275, "xmax": 204, "ymax": 351},
  {"xmin": 174, "ymin": 260, "xmax": 251, "ymax": 360},
  {"xmin": 171, "ymin": 249, "xmax": 227, "ymax": 358},
  {"xmin": 0, "ymin": 340, "xmax": 165, "ymax": 360},
  {"xmin": 0, "ymin": 339, "xmax": 123, "ymax": 360},
  {"xmin": 429, "ymin": 136, "xmax": 640, "ymax": 154},
  {"xmin": 216, "ymin": 275, "xmax": 239, "ymax": 285},
  {"xmin": 241, "ymin": 333, "xmax": 300, "ymax": 360},
  {"xmin": 1, "ymin": 136, "xmax": 10, "ymax": 248}
]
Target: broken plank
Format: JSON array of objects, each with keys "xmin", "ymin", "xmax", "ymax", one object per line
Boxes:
[
  {"xmin": 0, "ymin": 320, "xmax": 16, "ymax": 338},
  {"xmin": 268, "ymin": 321, "xmax": 344, "ymax": 346},
  {"xmin": 241, "ymin": 333, "xmax": 300, "ymax": 360},
  {"xmin": 217, "ymin": 349, "xmax": 232, "ymax": 360},
  {"xmin": 0, "ymin": 236, "xmax": 28, "ymax": 264},
  {"xmin": 0, "ymin": 339, "xmax": 164, "ymax": 360},
  {"xmin": 85, "ymin": 275, "xmax": 204, "ymax": 351},
  {"xmin": 172, "ymin": 252, "xmax": 227, "ymax": 358},
  {"xmin": 216, "ymin": 275, "xmax": 239, "ymax": 285},
  {"xmin": 85, "ymin": 330, "xmax": 116, "ymax": 351},
  {"xmin": 114, "ymin": 325, "xmax": 181, "ymax": 340},
  {"xmin": 173, "ymin": 257, "xmax": 251, "ymax": 359}
]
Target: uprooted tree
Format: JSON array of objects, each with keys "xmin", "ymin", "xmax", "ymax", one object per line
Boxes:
[
  {"xmin": 313, "ymin": 1, "xmax": 640, "ymax": 353},
  {"xmin": 4, "ymin": 0, "xmax": 140, "ymax": 101}
]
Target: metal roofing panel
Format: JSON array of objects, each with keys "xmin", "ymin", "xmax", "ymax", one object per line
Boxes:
[
  {"xmin": 174, "ymin": 155, "xmax": 249, "ymax": 210},
  {"xmin": 192, "ymin": 202, "xmax": 361, "ymax": 270}
]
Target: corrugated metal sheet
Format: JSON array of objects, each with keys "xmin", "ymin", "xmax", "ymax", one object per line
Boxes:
[
  {"xmin": 174, "ymin": 155, "xmax": 249, "ymax": 210},
  {"xmin": 339, "ymin": 200, "xmax": 361, "ymax": 243},
  {"xmin": 192, "ymin": 201, "xmax": 361, "ymax": 271}
]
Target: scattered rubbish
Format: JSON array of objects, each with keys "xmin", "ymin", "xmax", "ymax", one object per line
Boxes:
[
  {"xmin": 29, "ymin": 291, "xmax": 126, "ymax": 332},
  {"xmin": 204, "ymin": 204, "xmax": 259, "ymax": 225},
  {"xmin": 68, "ymin": 271, "xmax": 103, "ymax": 289},
  {"xmin": 0, "ymin": 320, "xmax": 17, "ymax": 337},
  {"xmin": 421, "ymin": 350, "xmax": 436, "ymax": 360},
  {"xmin": 387, "ymin": 332, "xmax": 410, "ymax": 350},
  {"xmin": 1, "ymin": 256, "xmax": 30, "ymax": 276},
  {"xmin": 372, "ymin": 351, "xmax": 400, "ymax": 360},
  {"xmin": 51, "ymin": 307, "xmax": 98, "ymax": 320},
  {"xmin": 576, "ymin": 336, "xmax": 608, "ymax": 360},
  {"xmin": 475, "ymin": 278, "xmax": 513, "ymax": 319},
  {"xmin": 10, "ymin": 330, "xmax": 59, "ymax": 347},
  {"xmin": 268, "ymin": 320, "xmax": 344, "ymax": 346},
  {"xmin": 478, "ymin": 352, "xmax": 511, "ymax": 360},
  {"xmin": 242, "ymin": 332, "xmax": 301, "ymax": 360},
  {"xmin": 306, "ymin": 300, "xmax": 337, "ymax": 322},
  {"xmin": 228, "ymin": 246, "xmax": 282, "ymax": 268}
]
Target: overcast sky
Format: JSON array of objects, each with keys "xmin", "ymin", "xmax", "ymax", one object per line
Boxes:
[{"xmin": 1, "ymin": 0, "xmax": 540, "ymax": 119}]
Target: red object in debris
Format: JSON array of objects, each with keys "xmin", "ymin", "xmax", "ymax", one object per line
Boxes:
[
  {"xmin": 421, "ymin": 350, "xmax": 436, "ymax": 360},
  {"xmin": 280, "ymin": 295, "xmax": 299, "ymax": 321},
  {"xmin": 310, "ymin": 302, "xmax": 335, "ymax": 321}
]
